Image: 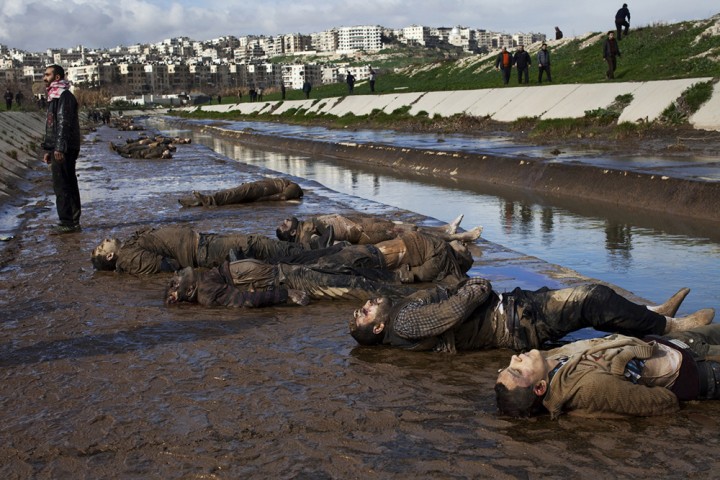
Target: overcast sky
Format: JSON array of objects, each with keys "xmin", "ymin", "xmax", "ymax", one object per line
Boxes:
[{"xmin": 1, "ymin": 0, "xmax": 716, "ymax": 53}]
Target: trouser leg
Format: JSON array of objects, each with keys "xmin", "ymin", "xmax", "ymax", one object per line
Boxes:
[
  {"xmin": 665, "ymin": 324, "xmax": 720, "ymax": 359},
  {"xmin": 696, "ymin": 360, "xmax": 720, "ymax": 400},
  {"xmin": 529, "ymin": 284, "xmax": 667, "ymax": 343},
  {"xmin": 246, "ymin": 235, "xmax": 307, "ymax": 261},
  {"xmin": 50, "ymin": 149, "xmax": 81, "ymax": 226},
  {"xmin": 270, "ymin": 242, "xmax": 349, "ymax": 265},
  {"xmin": 283, "ymin": 266, "xmax": 414, "ymax": 301}
]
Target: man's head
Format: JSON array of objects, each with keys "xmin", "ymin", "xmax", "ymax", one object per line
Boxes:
[
  {"xmin": 495, "ymin": 350, "xmax": 550, "ymax": 417},
  {"xmin": 164, "ymin": 267, "xmax": 199, "ymax": 305},
  {"xmin": 518, "ymin": 45, "xmax": 525, "ymax": 51},
  {"xmin": 91, "ymin": 238, "xmax": 122, "ymax": 270},
  {"xmin": 623, "ymin": 3, "xmax": 627, "ymax": 8},
  {"xmin": 348, "ymin": 296, "xmax": 393, "ymax": 345},
  {"xmin": 501, "ymin": 47, "xmax": 507, "ymax": 52},
  {"xmin": 608, "ymin": 31, "xmax": 615, "ymax": 39},
  {"xmin": 541, "ymin": 43, "xmax": 547, "ymax": 49},
  {"xmin": 43, "ymin": 64, "xmax": 65, "ymax": 86},
  {"xmin": 276, "ymin": 216, "xmax": 299, "ymax": 242}
]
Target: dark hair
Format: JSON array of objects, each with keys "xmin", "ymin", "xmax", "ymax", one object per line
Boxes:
[
  {"xmin": 276, "ymin": 216, "xmax": 299, "ymax": 242},
  {"xmin": 47, "ymin": 64, "xmax": 65, "ymax": 79},
  {"xmin": 495, "ymin": 382, "xmax": 546, "ymax": 417},
  {"xmin": 348, "ymin": 298, "xmax": 392, "ymax": 346},
  {"xmin": 349, "ymin": 320, "xmax": 384, "ymax": 346},
  {"xmin": 91, "ymin": 252, "xmax": 117, "ymax": 271}
]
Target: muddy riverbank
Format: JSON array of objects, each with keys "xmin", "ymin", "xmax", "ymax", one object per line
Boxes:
[{"xmin": 2, "ymin": 122, "xmax": 720, "ymax": 479}]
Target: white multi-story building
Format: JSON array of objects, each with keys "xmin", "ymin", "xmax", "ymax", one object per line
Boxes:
[
  {"xmin": 513, "ymin": 33, "xmax": 534, "ymax": 47},
  {"xmin": 310, "ymin": 29, "xmax": 339, "ymax": 53},
  {"xmin": 448, "ymin": 27, "xmax": 478, "ymax": 52},
  {"xmin": 401, "ymin": 25, "xmax": 431, "ymax": 46},
  {"xmin": 337, "ymin": 25, "xmax": 382, "ymax": 54},
  {"xmin": 282, "ymin": 63, "xmax": 322, "ymax": 90},
  {"xmin": 493, "ymin": 33, "xmax": 514, "ymax": 49}
]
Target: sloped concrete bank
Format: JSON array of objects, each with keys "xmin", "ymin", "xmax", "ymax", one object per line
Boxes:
[
  {"xmin": 191, "ymin": 122, "xmax": 720, "ymax": 224},
  {"xmin": 0, "ymin": 112, "xmax": 45, "ymax": 201}
]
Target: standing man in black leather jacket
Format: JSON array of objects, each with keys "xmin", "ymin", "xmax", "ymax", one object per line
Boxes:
[{"xmin": 41, "ymin": 64, "xmax": 81, "ymax": 234}]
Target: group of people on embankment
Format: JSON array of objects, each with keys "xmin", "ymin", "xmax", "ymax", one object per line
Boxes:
[{"xmin": 495, "ymin": 2, "xmax": 632, "ymax": 84}]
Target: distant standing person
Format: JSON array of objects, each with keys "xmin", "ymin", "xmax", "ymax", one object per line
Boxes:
[
  {"xmin": 514, "ymin": 45, "xmax": 531, "ymax": 84},
  {"xmin": 15, "ymin": 91, "xmax": 24, "ymax": 107},
  {"xmin": 217, "ymin": 94, "xmax": 221, "ymax": 104},
  {"xmin": 4, "ymin": 88, "xmax": 13, "ymax": 109},
  {"xmin": 494, "ymin": 47, "xmax": 513, "ymax": 86},
  {"xmin": 302, "ymin": 80, "xmax": 312, "ymax": 99},
  {"xmin": 603, "ymin": 31, "xmax": 622, "ymax": 79},
  {"xmin": 537, "ymin": 43, "xmax": 552, "ymax": 83},
  {"xmin": 257, "ymin": 86, "xmax": 264, "ymax": 101},
  {"xmin": 555, "ymin": 26, "xmax": 563, "ymax": 40},
  {"xmin": 615, "ymin": 3, "xmax": 631, "ymax": 40},
  {"xmin": 280, "ymin": 82, "xmax": 286, "ymax": 99},
  {"xmin": 346, "ymin": 71, "xmax": 355, "ymax": 94},
  {"xmin": 41, "ymin": 64, "xmax": 81, "ymax": 234},
  {"xmin": 369, "ymin": 67, "xmax": 376, "ymax": 92}
]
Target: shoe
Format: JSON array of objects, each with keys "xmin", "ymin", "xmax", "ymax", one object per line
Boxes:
[
  {"xmin": 664, "ymin": 308, "xmax": 715, "ymax": 333},
  {"xmin": 650, "ymin": 287, "xmax": 690, "ymax": 317},
  {"xmin": 445, "ymin": 214, "xmax": 464, "ymax": 234},
  {"xmin": 50, "ymin": 224, "xmax": 81, "ymax": 235}
]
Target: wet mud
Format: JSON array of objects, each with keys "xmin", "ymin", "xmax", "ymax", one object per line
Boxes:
[{"xmin": 2, "ymin": 124, "xmax": 720, "ymax": 479}]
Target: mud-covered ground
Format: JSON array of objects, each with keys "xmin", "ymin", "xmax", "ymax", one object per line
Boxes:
[{"xmin": 2, "ymin": 123, "xmax": 720, "ymax": 479}]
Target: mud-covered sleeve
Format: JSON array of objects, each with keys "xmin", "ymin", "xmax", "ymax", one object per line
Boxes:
[
  {"xmin": 566, "ymin": 373, "xmax": 680, "ymax": 418},
  {"xmin": 392, "ymin": 280, "xmax": 491, "ymax": 339},
  {"xmin": 407, "ymin": 257, "xmax": 444, "ymax": 282},
  {"xmin": 220, "ymin": 287, "xmax": 289, "ymax": 308},
  {"xmin": 116, "ymin": 244, "xmax": 165, "ymax": 274}
]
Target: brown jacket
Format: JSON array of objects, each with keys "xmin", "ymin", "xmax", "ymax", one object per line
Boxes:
[{"xmin": 542, "ymin": 335, "xmax": 680, "ymax": 418}]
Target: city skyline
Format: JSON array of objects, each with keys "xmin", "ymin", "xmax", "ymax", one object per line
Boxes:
[{"xmin": 1, "ymin": 0, "xmax": 716, "ymax": 53}]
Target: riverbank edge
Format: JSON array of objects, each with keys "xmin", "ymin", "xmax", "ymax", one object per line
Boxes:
[{"xmin": 170, "ymin": 118, "xmax": 720, "ymax": 224}]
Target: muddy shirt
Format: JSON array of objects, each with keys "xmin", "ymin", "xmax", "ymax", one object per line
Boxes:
[
  {"xmin": 382, "ymin": 278, "xmax": 493, "ymax": 351},
  {"xmin": 197, "ymin": 262, "xmax": 288, "ymax": 307},
  {"xmin": 116, "ymin": 227, "xmax": 199, "ymax": 274},
  {"xmin": 208, "ymin": 178, "xmax": 303, "ymax": 206},
  {"xmin": 393, "ymin": 232, "xmax": 469, "ymax": 284},
  {"xmin": 315, "ymin": 214, "xmax": 397, "ymax": 244}
]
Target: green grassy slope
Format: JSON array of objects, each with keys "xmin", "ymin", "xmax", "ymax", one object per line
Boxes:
[{"xmin": 256, "ymin": 15, "xmax": 720, "ymax": 102}]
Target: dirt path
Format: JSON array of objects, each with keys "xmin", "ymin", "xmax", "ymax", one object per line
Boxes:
[{"xmin": 2, "ymin": 124, "xmax": 720, "ymax": 479}]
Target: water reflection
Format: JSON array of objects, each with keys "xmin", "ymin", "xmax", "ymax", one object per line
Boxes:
[{"xmin": 152, "ymin": 121, "xmax": 720, "ymax": 315}]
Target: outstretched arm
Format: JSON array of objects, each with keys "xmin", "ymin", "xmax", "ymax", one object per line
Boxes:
[{"xmin": 392, "ymin": 278, "xmax": 492, "ymax": 339}]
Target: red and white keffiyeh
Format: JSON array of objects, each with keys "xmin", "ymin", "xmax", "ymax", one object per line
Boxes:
[{"xmin": 46, "ymin": 80, "xmax": 71, "ymax": 100}]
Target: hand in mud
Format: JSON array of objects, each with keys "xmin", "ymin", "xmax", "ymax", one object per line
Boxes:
[
  {"xmin": 396, "ymin": 264, "xmax": 414, "ymax": 283},
  {"xmin": 288, "ymin": 289, "xmax": 310, "ymax": 306}
]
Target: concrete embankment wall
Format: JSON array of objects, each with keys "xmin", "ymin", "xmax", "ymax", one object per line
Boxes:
[
  {"xmin": 185, "ymin": 77, "xmax": 720, "ymax": 130},
  {"xmin": 0, "ymin": 112, "xmax": 45, "ymax": 200},
  {"xmin": 195, "ymin": 123, "xmax": 720, "ymax": 224}
]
